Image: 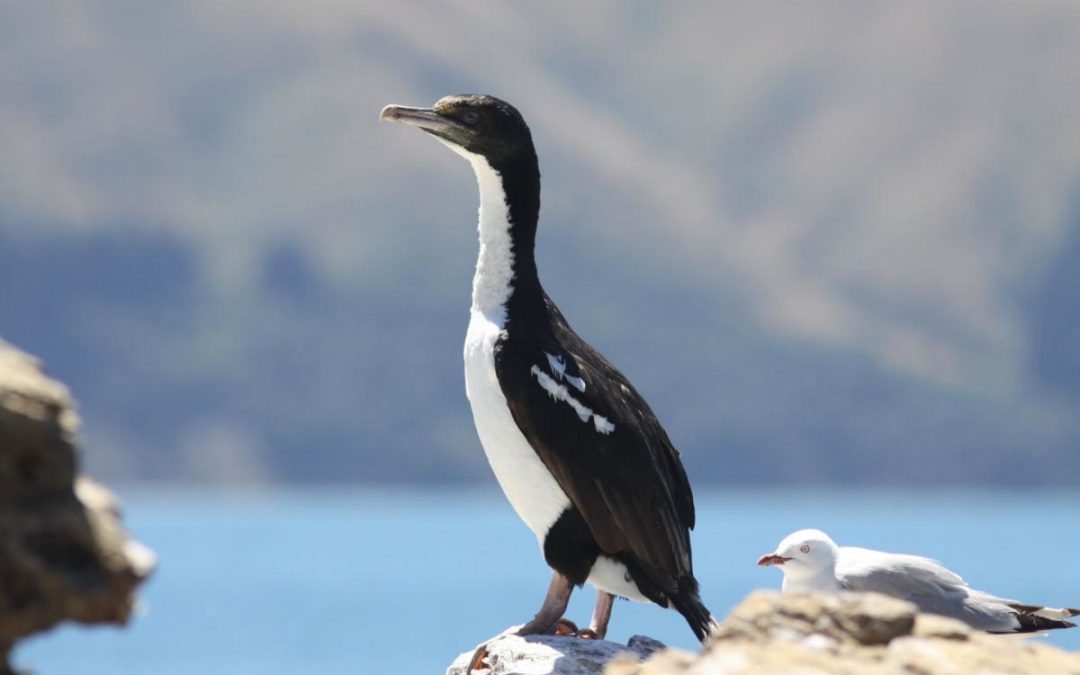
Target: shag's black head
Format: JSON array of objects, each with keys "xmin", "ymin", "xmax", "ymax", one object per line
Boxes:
[{"xmin": 380, "ymin": 94, "xmax": 533, "ymax": 164}]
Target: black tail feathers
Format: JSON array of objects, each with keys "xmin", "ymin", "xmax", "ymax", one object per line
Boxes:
[
  {"xmin": 1006, "ymin": 603, "xmax": 1079, "ymax": 632},
  {"xmin": 1014, "ymin": 613, "xmax": 1076, "ymax": 633},
  {"xmin": 671, "ymin": 590, "xmax": 715, "ymax": 642}
]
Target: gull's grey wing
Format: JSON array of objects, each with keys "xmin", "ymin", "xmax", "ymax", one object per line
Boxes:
[{"xmin": 836, "ymin": 547, "xmax": 1021, "ymax": 632}]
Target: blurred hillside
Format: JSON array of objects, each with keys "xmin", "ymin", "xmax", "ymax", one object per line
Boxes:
[{"xmin": 2, "ymin": 1, "xmax": 1079, "ymax": 485}]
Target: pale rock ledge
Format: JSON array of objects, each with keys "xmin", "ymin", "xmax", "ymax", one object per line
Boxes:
[
  {"xmin": 447, "ymin": 633, "xmax": 666, "ymax": 675},
  {"xmin": 448, "ymin": 591, "xmax": 1080, "ymax": 675}
]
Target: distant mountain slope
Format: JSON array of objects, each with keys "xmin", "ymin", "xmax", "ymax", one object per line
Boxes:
[{"xmin": 2, "ymin": 2, "xmax": 1078, "ymax": 484}]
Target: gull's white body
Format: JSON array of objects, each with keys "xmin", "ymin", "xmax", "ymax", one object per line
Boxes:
[{"xmin": 763, "ymin": 529, "xmax": 1077, "ymax": 633}]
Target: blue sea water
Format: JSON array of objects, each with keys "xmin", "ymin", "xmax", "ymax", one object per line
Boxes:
[{"xmin": 16, "ymin": 488, "xmax": 1080, "ymax": 674}]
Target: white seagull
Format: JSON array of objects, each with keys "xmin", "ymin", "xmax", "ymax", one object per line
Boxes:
[{"xmin": 758, "ymin": 528, "xmax": 1079, "ymax": 633}]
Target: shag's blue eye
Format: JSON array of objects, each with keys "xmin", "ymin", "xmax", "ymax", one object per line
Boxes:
[{"xmin": 463, "ymin": 111, "xmax": 480, "ymax": 125}]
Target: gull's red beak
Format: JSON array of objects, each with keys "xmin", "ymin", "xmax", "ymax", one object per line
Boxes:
[{"xmin": 757, "ymin": 553, "xmax": 791, "ymax": 567}]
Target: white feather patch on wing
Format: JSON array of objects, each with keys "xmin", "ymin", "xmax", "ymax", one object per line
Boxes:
[
  {"xmin": 545, "ymin": 352, "xmax": 586, "ymax": 392},
  {"xmin": 545, "ymin": 353, "xmax": 566, "ymax": 377},
  {"xmin": 593, "ymin": 415, "xmax": 615, "ymax": 434},
  {"xmin": 530, "ymin": 365, "xmax": 615, "ymax": 435}
]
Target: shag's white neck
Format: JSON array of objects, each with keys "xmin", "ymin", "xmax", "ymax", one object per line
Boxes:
[{"xmin": 438, "ymin": 139, "xmax": 515, "ymax": 325}]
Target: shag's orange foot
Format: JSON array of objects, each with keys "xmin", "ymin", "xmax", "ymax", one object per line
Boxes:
[{"xmin": 468, "ymin": 617, "xmax": 582, "ymax": 673}]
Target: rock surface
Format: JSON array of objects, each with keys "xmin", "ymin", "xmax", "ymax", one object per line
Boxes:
[
  {"xmin": 447, "ymin": 634, "xmax": 666, "ymax": 675},
  {"xmin": 448, "ymin": 592, "xmax": 1080, "ymax": 674},
  {"xmin": 607, "ymin": 591, "xmax": 1080, "ymax": 675},
  {"xmin": 0, "ymin": 340, "xmax": 155, "ymax": 673}
]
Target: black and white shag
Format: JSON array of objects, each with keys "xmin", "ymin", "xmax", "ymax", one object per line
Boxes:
[{"xmin": 381, "ymin": 95, "xmax": 712, "ymax": 642}]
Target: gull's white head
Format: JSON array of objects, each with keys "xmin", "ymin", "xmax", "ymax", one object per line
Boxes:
[{"xmin": 757, "ymin": 528, "xmax": 839, "ymax": 582}]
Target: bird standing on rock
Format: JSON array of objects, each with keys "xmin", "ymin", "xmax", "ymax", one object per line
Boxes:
[
  {"xmin": 759, "ymin": 528, "xmax": 1079, "ymax": 633},
  {"xmin": 380, "ymin": 95, "xmax": 713, "ymax": 647}
]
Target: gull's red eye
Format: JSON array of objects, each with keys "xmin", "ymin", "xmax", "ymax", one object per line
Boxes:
[{"xmin": 800, "ymin": 544, "xmax": 811, "ymax": 553}]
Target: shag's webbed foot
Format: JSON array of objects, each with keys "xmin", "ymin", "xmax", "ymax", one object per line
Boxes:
[
  {"xmin": 552, "ymin": 618, "xmax": 578, "ymax": 636},
  {"xmin": 467, "ymin": 572, "xmax": 578, "ymax": 673},
  {"xmin": 516, "ymin": 572, "xmax": 574, "ymax": 636}
]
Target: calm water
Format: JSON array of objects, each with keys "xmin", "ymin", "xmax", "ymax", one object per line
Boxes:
[{"xmin": 16, "ymin": 488, "xmax": 1080, "ymax": 674}]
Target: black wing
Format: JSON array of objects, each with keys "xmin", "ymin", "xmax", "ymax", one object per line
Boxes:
[{"xmin": 494, "ymin": 295, "xmax": 696, "ymax": 594}]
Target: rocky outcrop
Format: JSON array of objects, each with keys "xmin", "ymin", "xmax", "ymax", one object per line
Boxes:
[
  {"xmin": 607, "ymin": 591, "xmax": 1080, "ymax": 675},
  {"xmin": 449, "ymin": 592, "xmax": 1080, "ymax": 675},
  {"xmin": 447, "ymin": 634, "xmax": 666, "ymax": 675},
  {"xmin": 0, "ymin": 340, "xmax": 155, "ymax": 673}
]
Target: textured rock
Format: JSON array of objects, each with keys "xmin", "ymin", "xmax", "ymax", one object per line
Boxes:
[
  {"xmin": 447, "ymin": 634, "xmax": 666, "ymax": 675},
  {"xmin": 605, "ymin": 591, "xmax": 1080, "ymax": 675},
  {"xmin": 710, "ymin": 589, "xmax": 915, "ymax": 646},
  {"xmin": 0, "ymin": 340, "xmax": 155, "ymax": 673},
  {"xmin": 445, "ymin": 593, "xmax": 1080, "ymax": 675}
]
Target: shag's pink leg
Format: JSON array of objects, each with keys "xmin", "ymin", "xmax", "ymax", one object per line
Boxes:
[
  {"xmin": 576, "ymin": 590, "xmax": 614, "ymax": 640},
  {"xmin": 516, "ymin": 571, "xmax": 574, "ymax": 635},
  {"xmin": 589, "ymin": 591, "xmax": 615, "ymax": 639}
]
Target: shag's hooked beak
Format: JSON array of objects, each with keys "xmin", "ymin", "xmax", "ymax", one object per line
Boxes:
[
  {"xmin": 757, "ymin": 553, "xmax": 791, "ymax": 567},
  {"xmin": 379, "ymin": 104, "xmax": 469, "ymax": 140}
]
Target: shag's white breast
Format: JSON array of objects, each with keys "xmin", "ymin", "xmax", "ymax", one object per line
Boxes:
[{"xmin": 464, "ymin": 310, "xmax": 571, "ymax": 540}]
